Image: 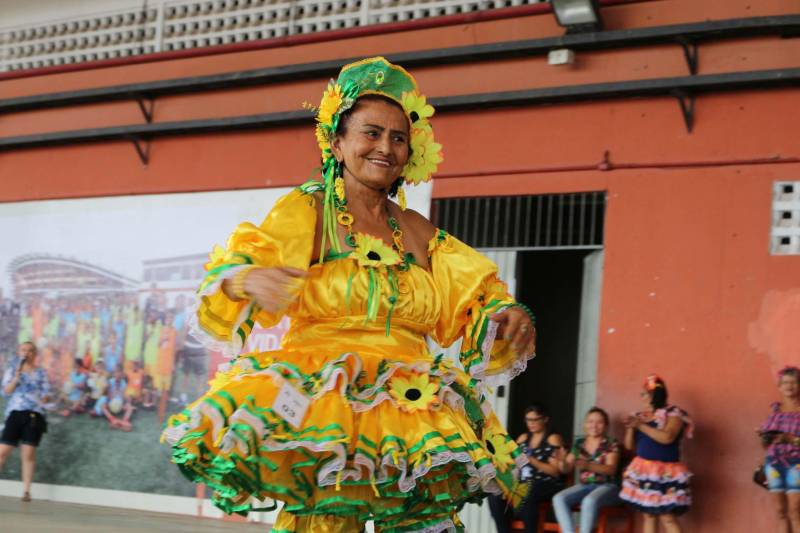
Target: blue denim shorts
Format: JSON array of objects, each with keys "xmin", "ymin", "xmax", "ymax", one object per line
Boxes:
[{"xmin": 765, "ymin": 459, "xmax": 800, "ymax": 493}]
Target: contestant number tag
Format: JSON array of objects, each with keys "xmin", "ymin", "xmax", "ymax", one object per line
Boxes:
[
  {"xmin": 482, "ymin": 319, "xmax": 498, "ymax": 355},
  {"xmin": 273, "ymin": 381, "xmax": 310, "ymax": 429}
]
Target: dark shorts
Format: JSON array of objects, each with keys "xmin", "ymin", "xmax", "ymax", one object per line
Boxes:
[{"xmin": 1, "ymin": 410, "xmax": 47, "ymax": 447}]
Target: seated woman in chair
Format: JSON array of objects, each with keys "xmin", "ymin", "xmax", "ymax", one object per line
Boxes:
[
  {"xmin": 553, "ymin": 406, "xmax": 621, "ymax": 533},
  {"xmin": 489, "ymin": 403, "xmax": 565, "ymax": 532}
]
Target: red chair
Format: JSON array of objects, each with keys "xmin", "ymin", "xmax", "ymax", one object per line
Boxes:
[{"xmin": 509, "ymin": 501, "xmax": 633, "ymax": 533}]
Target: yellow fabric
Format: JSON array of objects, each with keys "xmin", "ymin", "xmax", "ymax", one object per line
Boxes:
[
  {"xmin": 273, "ymin": 507, "xmax": 463, "ymax": 533},
  {"xmin": 273, "ymin": 509, "xmax": 362, "ymax": 532},
  {"xmin": 196, "ymin": 189, "xmax": 317, "ymax": 343},
  {"xmin": 429, "ymin": 233, "xmax": 519, "ymax": 378},
  {"xmin": 167, "ymin": 188, "xmax": 530, "ymax": 528}
]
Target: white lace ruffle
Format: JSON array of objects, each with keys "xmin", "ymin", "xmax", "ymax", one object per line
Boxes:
[
  {"xmin": 465, "ymin": 303, "xmax": 536, "ymax": 389},
  {"xmin": 477, "ymin": 350, "xmax": 536, "ymax": 389},
  {"xmin": 186, "ymin": 264, "xmax": 254, "ymax": 359}
]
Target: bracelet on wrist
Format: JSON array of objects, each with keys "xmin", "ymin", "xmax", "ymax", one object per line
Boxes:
[
  {"xmin": 230, "ymin": 266, "xmax": 255, "ymax": 300},
  {"xmin": 512, "ymin": 302, "xmax": 536, "ymax": 326}
]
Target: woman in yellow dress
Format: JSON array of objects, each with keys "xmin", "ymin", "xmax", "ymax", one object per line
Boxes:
[{"xmin": 163, "ymin": 56, "xmax": 537, "ymax": 533}]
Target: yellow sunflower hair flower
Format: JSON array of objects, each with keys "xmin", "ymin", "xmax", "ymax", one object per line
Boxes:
[
  {"xmin": 403, "ymin": 128, "xmax": 443, "ymax": 185},
  {"xmin": 352, "ymin": 233, "xmax": 401, "ymax": 268},
  {"xmin": 315, "ymin": 124, "xmax": 331, "ymax": 153},
  {"xmin": 317, "ymin": 82, "xmax": 344, "ymax": 127},
  {"xmin": 401, "ymin": 91, "xmax": 435, "ymax": 131},
  {"xmin": 388, "ymin": 373, "xmax": 439, "ymax": 412},
  {"xmin": 484, "ymin": 432, "xmax": 516, "ymax": 472}
]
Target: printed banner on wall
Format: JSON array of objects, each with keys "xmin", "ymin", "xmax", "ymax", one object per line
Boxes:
[{"xmin": 0, "ymin": 187, "xmax": 294, "ymax": 496}]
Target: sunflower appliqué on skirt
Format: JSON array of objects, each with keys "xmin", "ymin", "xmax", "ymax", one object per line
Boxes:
[{"xmin": 162, "ymin": 188, "xmax": 534, "ymax": 532}]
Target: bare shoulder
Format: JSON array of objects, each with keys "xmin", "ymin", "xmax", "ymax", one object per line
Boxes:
[
  {"xmin": 548, "ymin": 433, "xmax": 565, "ymax": 447},
  {"xmin": 398, "ymin": 207, "xmax": 437, "ymax": 242},
  {"xmin": 516, "ymin": 433, "xmax": 529, "ymax": 444}
]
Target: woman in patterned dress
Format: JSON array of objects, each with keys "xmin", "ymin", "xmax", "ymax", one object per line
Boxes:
[
  {"xmin": 620, "ymin": 375, "xmax": 693, "ymax": 533},
  {"xmin": 553, "ymin": 407, "xmax": 621, "ymax": 533},
  {"xmin": 760, "ymin": 365, "xmax": 800, "ymax": 533},
  {"xmin": 489, "ymin": 403, "xmax": 564, "ymax": 532},
  {"xmin": 0, "ymin": 341, "xmax": 52, "ymax": 502}
]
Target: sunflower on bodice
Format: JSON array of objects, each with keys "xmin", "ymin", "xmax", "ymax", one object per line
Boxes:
[{"xmin": 352, "ymin": 233, "xmax": 401, "ymax": 268}]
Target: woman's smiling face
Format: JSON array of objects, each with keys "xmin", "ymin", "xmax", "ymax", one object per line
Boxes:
[
  {"xmin": 584, "ymin": 411, "xmax": 607, "ymax": 437},
  {"xmin": 332, "ymin": 97, "xmax": 410, "ymax": 192}
]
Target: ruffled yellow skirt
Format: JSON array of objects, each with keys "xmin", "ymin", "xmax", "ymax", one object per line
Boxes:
[{"xmin": 163, "ymin": 349, "xmax": 526, "ymax": 532}]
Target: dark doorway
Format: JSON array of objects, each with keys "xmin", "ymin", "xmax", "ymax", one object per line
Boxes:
[
  {"xmin": 506, "ymin": 249, "xmax": 593, "ymax": 443},
  {"xmin": 432, "ymin": 191, "xmax": 606, "ymax": 444}
]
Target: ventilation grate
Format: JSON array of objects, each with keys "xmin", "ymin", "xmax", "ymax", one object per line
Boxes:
[
  {"xmin": 771, "ymin": 181, "xmax": 800, "ymax": 255},
  {"xmin": 432, "ymin": 191, "xmax": 606, "ymax": 250}
]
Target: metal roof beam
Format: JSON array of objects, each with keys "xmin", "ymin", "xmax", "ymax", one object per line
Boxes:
[{"xmin": 1, "ymin": 67, "xmax": 798, "ymax": 151}]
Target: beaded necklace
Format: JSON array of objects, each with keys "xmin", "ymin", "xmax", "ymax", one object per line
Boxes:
[
  {"xmin": 332, "ymin": 177, "xmax": 412, "ymax": 332},
  {"xmin": 333, "ymin": 180, "xmax": 411, "ymax": 270}
]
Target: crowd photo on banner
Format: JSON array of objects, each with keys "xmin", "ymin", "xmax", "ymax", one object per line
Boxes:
[
  {"xmin": 0, "ymin": 290, "xmax": 202, "ymax": 429},
  {"xmin": 0, "ymin": 189, "xmax": 292, "ymax": 496}
]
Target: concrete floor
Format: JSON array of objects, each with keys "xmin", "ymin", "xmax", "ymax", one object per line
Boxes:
[{"xmin": 0, "ymin": 496, "xmax": 271, "ymax": 533}]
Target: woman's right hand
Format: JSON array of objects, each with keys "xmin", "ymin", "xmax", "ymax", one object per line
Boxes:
[{"xmin": 238, "ymin": 267, "xmax": 307, "ymax": 313}]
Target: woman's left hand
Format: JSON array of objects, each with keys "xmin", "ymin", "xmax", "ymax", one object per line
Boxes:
[{"xmin": 491, "ymin": 306, "xmax": 535, "ymax": 357}]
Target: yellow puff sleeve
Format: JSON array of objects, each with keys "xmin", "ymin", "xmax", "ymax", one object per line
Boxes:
[
  {"xmin": 429, "ymin": 230, "xmax": 535, "ymax": 386},
  {"xmin": 192, "ymin": 187, "xmax": 317, "ymax": 356}
]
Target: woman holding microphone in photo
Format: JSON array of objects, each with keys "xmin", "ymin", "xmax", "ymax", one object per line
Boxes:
[{"xmin": 0, "ymin": 341, "xmax": 52, "ymax": 502}]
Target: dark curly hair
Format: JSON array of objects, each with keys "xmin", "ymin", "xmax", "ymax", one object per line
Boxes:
[{"xmin": 648, "ymin": 378, "xmax": 669, "ymax": 410}]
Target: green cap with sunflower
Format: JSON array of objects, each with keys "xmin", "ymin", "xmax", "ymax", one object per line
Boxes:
[{"xmin": 313, "ymin": 56, "xmax": 443, "ymax": 187}]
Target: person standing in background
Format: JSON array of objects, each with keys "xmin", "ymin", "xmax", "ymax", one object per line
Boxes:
[
  {"xmin": 17, "ymin": 305, "xmax": 33, "ymax": 346},
  {"xmin": 155, "ymin": 313, "xmax": 176, "ymax": 423},
  {"xmin": 621, "ymin": 375, "xmax": 693, "ymax": 533},
  {"xmin": 123, "ymin": 305, "xmax": 144, "ymax": 373},
  {"xmin": 0, "ymin": 289, "xmax": 21, "ymax": 363},
  {"xmin": 29, "ymin": 298, "xmax": 43, "ymax": 343},
  {"xmin": 760, "ymin": 366, "xmax": 800, "ymax": 533},
  {"xmin": 0, "ymin": 342, "xmax": 51, "ymax": 502},
  {"xmin": 142, "ymin": 317, "xmax": 162, "ymax": 380},
  {"xmin": 88, "ymin": 321, "xmax": 101, "ymax": 366}
]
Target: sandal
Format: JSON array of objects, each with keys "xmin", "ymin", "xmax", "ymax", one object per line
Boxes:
[{"xmin": 21, "ymin": 492, "xmax": 31, "ymax": 502}]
